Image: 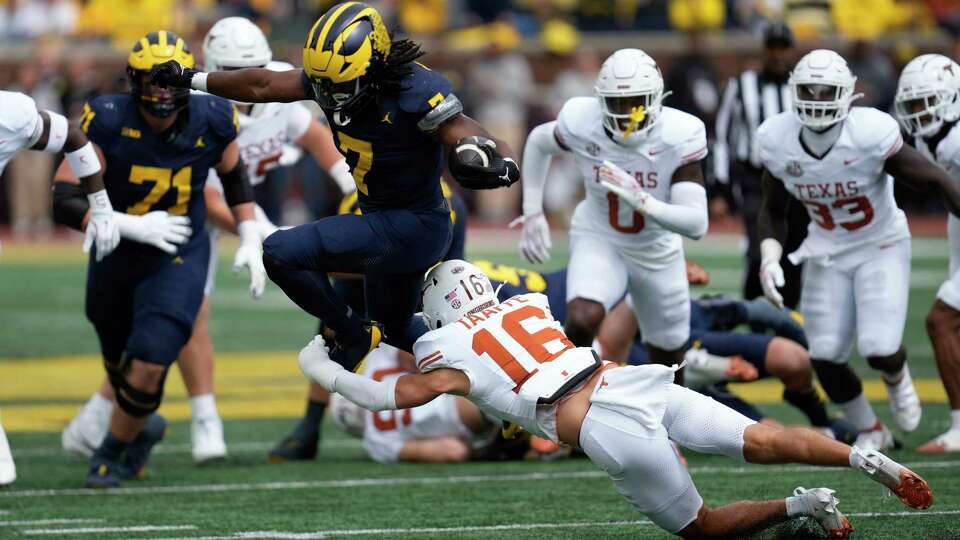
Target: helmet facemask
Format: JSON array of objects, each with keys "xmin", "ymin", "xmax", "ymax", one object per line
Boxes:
[
  {"xmin": 598, "ymin": 89, "xmax": 668, "ymax": 145},
  {"xmin": 896, "ymin": 83, "xmax": 958, "ymax": 138},
  {"xmin": 128, "ymin": 68, "xmax": 190, "ymax": 118},
  {"xmin": 791, "ymin": 81, "xmax": 856, "ymax": 131}
]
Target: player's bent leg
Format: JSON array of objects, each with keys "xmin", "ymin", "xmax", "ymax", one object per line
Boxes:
[
  {"xmin": 661, "ymin": 384, "xmax": 755, "ymax": 461},
  {"xmin": 629, "ymin": 253, "xmax": 690, "ymax": 382},
  {"xmin": 920, "ymin": 300, "xmax": 960, "ymax": 453},
  {"xmin": 177, "ymin": 297, "xmax": 226, "ymax": 464},
  {"xmin": 269, "ymin": 382, "xmax": 329, "ymax": 463},
  {"xmin": 564, "ymin": 298, "xmax": 606, "ymax": 347},
  {"xmin": 812, "ymin": 359, "xmax": 895, "ymax": 450},
  {"xmin": 766, "ymin": 338, "xmax": 832, "ymax": 430},
  {"xmin": 565, "ymin": 231, "xmax": 626, "ymax": 347},
  {"xmin": 63, "ymin": 378, "xmax": 115, "ymax": 458}
]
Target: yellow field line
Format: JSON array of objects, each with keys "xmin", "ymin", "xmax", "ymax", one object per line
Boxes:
[{"xmin": 0, "ymin": 353, "xmax": 950, "ymax": 432}]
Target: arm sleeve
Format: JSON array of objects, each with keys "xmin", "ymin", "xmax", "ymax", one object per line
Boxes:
[
  {"xmin": 521, "ymin": 121, "xmax": 566, "ymax": 215},
  {"xmin": 332, "ymin": 370, "xmax": 399, "ymax": 412},
  {"xmin": 713, "ymin": 78, "xmax": 738, "ymax": 183},
  {"xmin": 285, "ymin": 102, "xmax": 313, "ymax": 142},
  {"xmin": 643, "ymin": 182, "xmax": 709, "ymax": 239}
]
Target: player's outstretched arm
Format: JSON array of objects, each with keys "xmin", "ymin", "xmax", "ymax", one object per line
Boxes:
[
  {"xmin": 149, "ymin": 61, "xmax": 308, "ymax": 104},
  {"xmin": 439, "ymin": 113, "xmax": 520, "ymax": 190},
  {"xmin": 885, "ymin": 144, "xmax": 960, "ymax": 217},
  {"xmin": 756, "ymin": 169, "xmax": 790, "ymax": 308}
]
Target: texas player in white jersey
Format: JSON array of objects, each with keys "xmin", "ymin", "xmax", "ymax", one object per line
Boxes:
[
  {"xmin": 757, "ymin": 49, "xmax": 960, "ymax": 451},
  {"xmin": 301, "ymin": 260, "xmax": 933, "ymax": 539},
  {"xmin": 517, "ymin": 49, "xmax": 708, "ymax": 379},
  {"xmin": 60, "ymin": 17, "xmax": 355, "ymax": 465},
  {"xmin": 895, "ymin": 54, "xmax": 960, "ymax": 453},
  {"xmin": 0, "ymin": 89, "xmax": 124, "ymax": 486}
]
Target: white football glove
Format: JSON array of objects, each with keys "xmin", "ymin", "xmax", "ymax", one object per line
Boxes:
[
  {"xmin": 759, "ymin": 239, "xmax": 786, "ymax": 309},
  {"xmin": 114, "ymin": 211, "xmax": 191, "ymax": 254},
  {"xmin": 509, "ymin": 213, "xmax": 552, "ymax": 264},
  {"xmin": 253, "ymin": 204, "xmax": 279, "ymax": 241},
  {"xmin": 597, "ymin": 160, "xmax": 651, "ymax": 213},
  {"xmin": 234, "ymin": 220, "xmax": 267, "ymax": 299},
  {"xmin": 298, "ymin": 335, "xmax": 343, "ymax": 389},
  {"xmin": 83, "ymin": 190, "xmax": 121, "ymax": 261}
]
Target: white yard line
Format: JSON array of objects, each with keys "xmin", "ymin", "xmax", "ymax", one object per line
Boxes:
[
  {"xmin": 3, "ymin": 460, "xmax": 958, "ymax": 499},
  {"xmin": 849, "ymin": 510, "xmax": 960, "ymax": 517},
  {"xmin": 15, "ymin": 440, "xmax": 361, "ymax": 459},
  {"xmin": 0, "ymin": 519, "xmax": 103, "ymax": 527},
  {"xmin": 23, "ymin": 524, "xmax": 196, "ymax": 535}
]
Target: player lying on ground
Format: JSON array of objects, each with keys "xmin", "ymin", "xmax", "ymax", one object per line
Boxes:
[
  {"xmin": 0, "ymin": 87, "xmax": 123, "ymax": 486},
  {"xmin": 301, "ymin": 260, "xmax": 933, "ymax": 539},
  {"xmin": 151, "ymin": 1, "xmax": 519, "ymax": 376},
  {"xmin": 895, "ymin": 53, "xmax": 960, "ymax": 453},
  {"xmin": 517, "ymin": 48, "xmax": 709, "ymax": 385},
  {"xmin": 757, "ymin": 49, "xmax": 960, "ymax": 451},
  {"xmin": 52, "ymin": 30, "xmax": 264, "ymax": 488}
]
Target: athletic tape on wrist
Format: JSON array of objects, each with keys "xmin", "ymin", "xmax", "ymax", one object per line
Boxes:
[
  {"xmin": 191, "ymin": 72, "xmax": 209, "ymax": 93},
  {"xmin": 65, "ymin": 142, "xmax": 101, "ymax": 178}
]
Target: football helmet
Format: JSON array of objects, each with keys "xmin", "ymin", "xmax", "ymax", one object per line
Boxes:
[
  {"xmin": 595, "ymin": 49, "xmax": 669, "ymax": 146},
  {"xmin": 328, "ymin": 393, "xmax": 365, "ymax": 438},
  {"xmin": 421, "ymin": 260, "xmax": 498, "ymax": 330},
  {"xmin": 895, "ymin": 54, "xmax": 960, "ymax": 137},
  {"xmin": 788, "ymin": 49, "xmax": 860, "ymax": 131},
  {"xmin": 203, "ymin": 17, "xmax": 272, "ymax": 72},
  {"xmin": 302, "ymin": 1, "xmax": 391, "ymax": 111},
  {"xmin": 127, "ymin": 30, "xmax": 194, "ymax": 118}
]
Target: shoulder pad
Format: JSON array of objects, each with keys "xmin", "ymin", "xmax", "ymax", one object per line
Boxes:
[
  {"xmin": 196, "ymin": 95, "xmax": 240, "ymax": 142},
  {"xmin": 847, "ymin": 107, "xmax": 900, "ymax": 155},
  {"xmin": 0, "ymin": 91, "xmax": 39, "ymax": 133},
  {"xmin": 557, "ymin": 96, "xmax": 599, "ymax": 141},
  {"xmin": 398, "ymin": 62, "xmax": 455, "ymax": 117},
  {"xmin": 659, "ymin": 108, "xmax": 706, "ymax": 145},
  {"xmin": 79, "ymin": 94, "xmax": 126, "ymax": 143},
  {"xmin": 756, "ymin": 112, "xmax": 796, "ymax": 163},
  {"xmin": 413, "ymin": 331, "xmax": 446, "ymax": 372}
]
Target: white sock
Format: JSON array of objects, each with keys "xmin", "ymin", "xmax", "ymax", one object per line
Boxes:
[
  {"xmin": 785, "ymin": 494, "xmax": 808, "ymax": 517},
  {"xmin": 189, "ymin": 394, "xmax": 218, "ymax": 421},
  {"xmin": 838, "ymin": 393, "xmax": 878, "ymax": 431},
  {"xmin": 951, "ymin": 410, "xmax": 960, "ymax": 432},
  {"xmin": 881, "ymin": 365, "xmax": 906, "ymax": 385}
]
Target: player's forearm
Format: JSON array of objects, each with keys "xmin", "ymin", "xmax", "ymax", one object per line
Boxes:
[
  {"xmin": 204, "ymin": 186, "xmax": 237, "ymax": 233},
  {"xmin": 644, "ymin": 182, "xmax": 708, "ymax": 239},
  {"xmin": 887, "ymin": 144, "xmax": 960, "ymax": 217},
  {"xmin": 521, "ymin": 122, "xmax": 564, "ymax": 215},
  {"xmin": 757, "ymin": 172, "xmax": 788, "ymax": 244},
  {"xmin": 202, "ymin": 69, "xmax": 306, "ymax": 104},
  {"xmin": 331, "ymin": 370, "xmax": 399, "ymax": 411}
]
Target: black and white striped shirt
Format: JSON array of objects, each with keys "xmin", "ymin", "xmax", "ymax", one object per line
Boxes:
[{"xmin": 713, "ymin": 70, "xmax": 792, "ymax": 183}]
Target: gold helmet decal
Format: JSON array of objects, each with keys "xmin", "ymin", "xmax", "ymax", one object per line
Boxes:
[
  {"xmin": 303, "ymin": 2, "xmax": 391, "ymax": 85},
  {"xmin": 128, "ymin": 30, "xmax": 194, "ymax": 72}
]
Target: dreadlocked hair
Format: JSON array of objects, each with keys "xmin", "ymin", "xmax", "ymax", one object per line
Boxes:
[{"xmin": 366, "ymin": 38, "xmax": 424, "ymax": 96}]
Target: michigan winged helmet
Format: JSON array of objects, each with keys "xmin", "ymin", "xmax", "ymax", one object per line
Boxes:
[{"xmin": 127, "ymin": 30, "xmax": 195, "ymax": 118}]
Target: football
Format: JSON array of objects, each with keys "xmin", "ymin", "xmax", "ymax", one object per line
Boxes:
[{"xmin": 454, "ymin": 142, "xmax": 489, "ymax": 168}]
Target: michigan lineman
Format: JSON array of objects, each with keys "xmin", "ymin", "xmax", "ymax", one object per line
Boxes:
[
  {"xmin": 0, "ymin": 88, "xmax": 122, "ymax": 486},
  {"xmin": 517, "ymin": 48, "xmax": 708, "ymax": 381},
  {"xmin": 52, "ymin": 30, "xmax": 264, "ymax": 487},
  {"xmin": 757, "ymin": 49, "xmax": 960, "ymax": 450},
  {"xmin": 895, "ymin": 54, "xmax": 960, "ymax": 453},
  {"xmin": 150, "ymin": 1, "xmax": 519, "ymax": 371}
]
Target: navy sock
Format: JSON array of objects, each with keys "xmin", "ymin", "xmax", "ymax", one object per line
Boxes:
[
  {"xmin": 95, "ymin": 433, "xmax": 129, "ymax": 462},
  {"xmin": 784, "ymin": 388, "xmax": 831, "ymax": 427}
]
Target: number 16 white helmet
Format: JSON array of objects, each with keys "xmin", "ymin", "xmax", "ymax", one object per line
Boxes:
[
  {"xmin": 788, "ymin": 49, "xmax": 861, "ymax": 130},
  {"xmin": 895, "ymin": 54, "xmax": 960, "ymax": 138},
  {"xmin": 421, "ymin": 260, "xmax": 498, "ymax": 330},
  {"xmin": 595, "ymin": 48, "xmax": 670, "ymax": 146}
]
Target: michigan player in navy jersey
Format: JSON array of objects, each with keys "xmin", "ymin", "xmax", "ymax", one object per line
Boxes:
[
  {"xmin": 151, "ymin": 2, "xmax": 519, "ymax": 373},
  {"xmin": 52, "ymin": 31, "xmax": 264, "ymax": 487}
]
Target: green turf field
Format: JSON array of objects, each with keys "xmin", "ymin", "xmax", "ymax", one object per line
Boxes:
[{"xmin": 2, "ymin": 234, "xmax": 959, "ymax": 539}]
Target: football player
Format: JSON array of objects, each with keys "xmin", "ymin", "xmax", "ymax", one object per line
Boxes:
[
  {"xmin": 895, "ymin": 54, "xmax": 960, "ymax": 453},
  {"xmin": 757, "ymin": 49, "xmax": 960, "ymax": 451},
  {"xmin": 52, "ymin": 30, "xmax": 264, "ymax": 487},
  {"xmin": 0, "ymin": 87, "xmax": 123, "ymax": 485},
  {"xmin": 150, "ymin": 2, "xmax": 519, "ymax": 375},
  {"xmin": 301, "ymin": 260, "xmax": 933, "ymax": 539},
  {"xmin": 516, "ymin": 48, "xmax": 709, "ymax": 384}
]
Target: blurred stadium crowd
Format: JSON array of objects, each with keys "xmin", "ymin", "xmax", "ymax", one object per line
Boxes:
[{"xmin": 1, "ymin": 0, "xmax": 959, "ymax": 235}]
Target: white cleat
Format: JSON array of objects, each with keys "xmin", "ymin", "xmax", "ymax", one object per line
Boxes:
[
  {"xmin": 792, "ymin": 487, "xmax": 853, "ymax": 538},
  {"xmin": 0, "ymin": 417, "xmax": 16, "ymax": 486},
  {"xmin": 851, "ymin": 447, "xmax": 933, "ymax": 509},
  {"xmin": 852, "ymin": 422, "xmax": 897, "ymax": 452},
  {"xmin": 61, "ymin": 404, "xmax": 111, "ymax": 459},
  {"xmin": 192, "ymin": 416, "xmax": 227, "ymax": 464},
  {"xmin": 884, "ymin": 365, "xmax": 922, "ymax": 432},
  {"xmin": 917, "ymin": 429, "xmax": 960, "ymax": 454}
]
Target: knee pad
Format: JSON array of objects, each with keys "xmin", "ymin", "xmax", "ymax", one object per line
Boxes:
[
  {"xmin": 564, "ymin": 300, "xmax": 605, "ymax": 347},
  {"xmin": 866, "ymin": 346, "xmax": 906, "ymax": 374},
  {"xmin": 812, "ymin": 360, "xmax": 862, "ymax": 404},
  {"xmin": 109, "ymin": 352, "xmax": 169, "ymax": 418}
]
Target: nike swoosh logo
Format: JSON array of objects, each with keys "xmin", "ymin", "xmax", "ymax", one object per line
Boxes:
[
  {"xmin": 843, "ymin": 158, "xmax": 859, "ymax": 166},
  {"xmin": 648, "ymin": 148, "xmax": 665, "ymax": 156}
]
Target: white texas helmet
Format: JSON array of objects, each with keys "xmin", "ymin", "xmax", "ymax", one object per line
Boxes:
[
  {"xmin": 895, "ymin": 54, "xmax": 960, "ymax": 137},
  {"xmin": 203, "ymin": 17, "xmax": 272, "ymax": 73},
  {"xmin": 328, "ymin": 393, "xmax": 365, "ymax": 439},
  {"xmin": 421, "ymin": 260, "xmax": 498, "ymax": 330},
  {"xmin": 595, "ymin": 48, "xmax": 670, "ymax": 146},
  {"xmin": 788, "ymin": 49, "xmax": 861, "ymax": 130}
]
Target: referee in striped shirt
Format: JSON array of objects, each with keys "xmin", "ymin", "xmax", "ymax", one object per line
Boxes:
[{"xmin": 714, "ymin": 22, "xmax": 809, "ymax": 308}]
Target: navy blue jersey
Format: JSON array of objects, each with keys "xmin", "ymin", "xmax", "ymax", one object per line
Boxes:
[
  {"xmin": 308, "ymin": 62, "xmax": 451, "ymax": 213},
  {"xmin": 479, "ymin": 262, "xmax": 569, "ymax": 323},
  {"xmin": 81, "ymin": 93, "xmax": 238, "ymax": 250}
]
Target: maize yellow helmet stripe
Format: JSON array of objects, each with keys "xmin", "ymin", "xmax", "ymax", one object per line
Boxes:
[{"xmin": 308, "ymin": 2, "xmax": 358, "ymax": 52}]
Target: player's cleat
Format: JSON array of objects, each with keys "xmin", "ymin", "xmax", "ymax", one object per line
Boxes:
[
  {"xmin": 329, "ymin": 322, "xmax": 383, "ymax": 373},
  {"xmin": 84, "ymin": 457, "xmax": 131, "ymax": 489},
  {"xmin": 853, "ymin": 422, "xmax": 899, "ymax": 452},
  {"xmin": 191, "ymin": 416, "xmax": 227, "ymax": 464},
  {"xmin": 792, "ymin": 487, "xmax": 853, "ymax": 539},
  {"xmin": 120, "ymin": 414, "xmax": 167, "ymax": 480},
  {"xmin": 683, "ymin": 348, "xmax": 758, "ymax": 388},
  {"xmin": 916, "ymin": 429, "xmax": 960, "ymax": 454},
  {"xmin": 884, "ymin": 365, "xmax": 922, "ymax": 432},
  {"xmin": 268, "ymin": 427, "xmax": 319, "ymax": 464},
  {"xmin": 0, "ymin": 418, "xmax": 16, "ymax": 487},
  {"xmin": 62, "ymin": 404, "xmax": 111, "ymax": 459},
  {"xmin": 851, "ymin": 447, "xmax": 934, "ymax": 509}
]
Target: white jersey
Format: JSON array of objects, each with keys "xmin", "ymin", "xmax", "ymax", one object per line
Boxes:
[
  {"xmin": 413, "ymin": 293, "xmax": 600, "ymax": 442},
  {"xmin": 0, "ymin": 91, "xmax": 42, "ymax": 175},
  {"xmin": 207, "ymin": 61, "xmax": 313, "ymax": 189},
  {"xmin": 360, "ymin": 346, "xmax": 473, "ymax": 463},
  {"xmin": 758, "ymin": 107, "xmax": 910, "ymax": 263},
  {"xmin": 555, "ymin": 97, "xmax": 707, "ymax": 259}
]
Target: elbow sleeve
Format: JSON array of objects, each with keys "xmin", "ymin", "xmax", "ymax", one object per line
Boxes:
[
  {"xmin": 220, "ymin": 158, "xmax": 254, "ymax": 207},
  {"xmin": 333, "ymin": 371, "xmax": 398, "ymax": 411},
  {"xmin": 52, "ymin": 182, "xmax": 90, "ymax": 231},
  {"xmin": 646, "ymin": 182, "xmax": 708, "ymax": 239}
]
